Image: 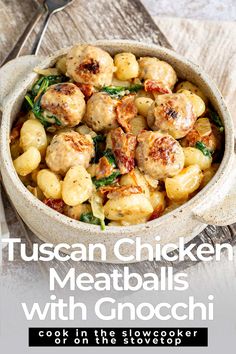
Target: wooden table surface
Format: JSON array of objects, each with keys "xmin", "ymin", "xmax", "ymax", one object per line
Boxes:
[{"xmin": 0, "ymin": 0, "xmax": 235, "ymax": 281}]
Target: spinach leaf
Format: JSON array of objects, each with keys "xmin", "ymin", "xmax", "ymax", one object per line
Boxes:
[
  {"xmin": 92, "ymin": 135, "xmax": 106, "ymax": 163},
  {"xmin": 103, "ymin": 149, "xmax": 117, "ymax": 168},
  {"xmin": 208, "ymin": 108, "xmax": 224, "ymax": 132},
  {"xmin": 31, "ymin": 75, "xmax": 68, "ymax": 97},
  {"xmin": 195, "ymin": 141, "xmax": 212, "ymax": 157},
  {"xmin": 80, "ymin": 212, "xmax": 105, "ymax": 231},
  {"xmin": 24, "ymin": 75, "xmax": 67, "ymax": 127},
  {"xmin": 101, "ymin": 84, "xmax": 143, "ymax": 97},
  {"xmin": 92, "ymin": 171, "xmax": 121, "ymax": 188}
]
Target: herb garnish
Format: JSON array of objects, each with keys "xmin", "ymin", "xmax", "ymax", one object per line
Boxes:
[
  {"xmin": 102, "ymin": 84, "xmax": 143, "ymax": 98},
  {"xmin": 24, "ymin": 75, "xmax": 68, "ymax": 127},
  {"xmin": 195, "ymin": 141, "xmax": 212, "ymax": 157},
  {"xmin": 92, "ymin": 171, "xmax": 121, "ymax": 188},
  {"xmin": 103, "ymin": 149, "xmax": 117, "ymax": 168},
  {"xmin": 92, "ymin": 135, "xmax": 106, "ymax": 163},
  {"xmin": 80, "ymin": 212, "xmax": 105, "ymax": 231},
  {"xmin": 208, "ymin": 108, "xmax": 224, "ymax": 132}
]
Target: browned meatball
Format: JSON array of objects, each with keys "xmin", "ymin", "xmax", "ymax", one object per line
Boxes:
[
  {"xmin": 147, "ymin": 93, "xmax": 196, "ymax": 139},
  {"xmin": 46, "ymin": 131, "xmax": 94, "ymax": 175},
  {"xmin": 84, "ymin": 92, "xmax": 118, "ymax": 132},
  {"xmin": 41, "ymin": 83, "xmax": 85, "ymax": 127},
  {"xmin": 66, "ymin": 44, "xmax": 114, "ymax": 87},
  {"xmin": 135, "ymin": 131, "xmax": 184, "ymax": 179},
  {"xmin": 138, "ymin": 57, "xmax": 177, "ymax": 89}
]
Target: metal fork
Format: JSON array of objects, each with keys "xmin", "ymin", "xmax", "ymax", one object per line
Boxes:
[{"xmin": 1, "ymin": 0, "xmax": 74, "ymax": 66}]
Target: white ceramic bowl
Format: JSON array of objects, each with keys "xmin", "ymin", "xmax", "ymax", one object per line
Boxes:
[{"xmin": 0, "ymin": 40, "xmax": 236, "ymax": 263}]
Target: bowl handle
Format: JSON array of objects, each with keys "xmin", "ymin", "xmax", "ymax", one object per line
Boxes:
[
  {"xmin": 0, "ymin": 55, "xmax": 44, "ymax": 112},
  {"xmin": 193, "ymin": 154, "xmax": 236, "ymax": 226}
]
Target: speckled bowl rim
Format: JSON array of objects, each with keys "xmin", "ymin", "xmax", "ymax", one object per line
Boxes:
[{"xmin": 1, "ymin": 40, "xmax": 234, "ymax": 236}]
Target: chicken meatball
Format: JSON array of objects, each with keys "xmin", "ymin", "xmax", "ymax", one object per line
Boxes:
[
  {"xmin": 46, "ymin": 131, "xmax": 94, "ymax": 175},
  {"xmin": 147, "ymin": 93, "xmax": 196, "ymax": 139},
  {"xmin": 41, "ymin": 83, "xmax": 85, "ymax": 127},
  {"xmin": 66, "ymin": 44, "xmax": 114, "ymax": 87},
  {"xmin": 138, "ymin": 57, "xmax": 177, "ymax": 89},
  {"xmin": 84, "ymin": 92, "xmax": 118, "ymax": 132},
  {"xmin": 135, "ymin": 131, "xmax": 184, "ymax": 179}
]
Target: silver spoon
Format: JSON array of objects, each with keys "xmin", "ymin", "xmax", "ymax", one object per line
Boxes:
[{"xmin": 1, "ymin": 0, "xmax": 74, "ymax": 66}]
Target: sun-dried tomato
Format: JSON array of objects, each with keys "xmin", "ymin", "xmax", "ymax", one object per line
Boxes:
[{"xmin": 43, "ymin": 198, "xmax": 65, "ymax": 214}]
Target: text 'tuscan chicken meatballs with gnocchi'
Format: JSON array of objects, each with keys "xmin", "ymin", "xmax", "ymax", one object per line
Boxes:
[{"xmin": 10, "ymin": 44, "xmax": 224, "ymax": 230}]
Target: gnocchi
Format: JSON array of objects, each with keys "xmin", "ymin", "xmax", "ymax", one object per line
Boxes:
[
  {"xmin": 175, "ymin": 81, "xmax": 208, "ymax": 104},
  {"xmin": 20, "ymin": 119, "xmax": 47, "ymax": 155},
  {"xmin": 129, "ymin": 115, "xmax": 148, "ymax": 135},
  {"xmin": 64, "ymin": 203, "xmax": 92, "ymax": 220},
  {"xmin": 13, "ymin": 147, "xmax": 41, "ymax": 176},
  {"xmin": 165, "ymin": 165, "xmax": 203, "ymax": 201},
  {"xmin": 120, "ymin": 168, "xmax": 150, "ymax": 198},
  {"xmin": 114, "ymin": 52, "xmax": 139, "ymax": 80},
  {"xmin": 62, "ymin": 166, "xmax": 93, "ymax": 206},
  {"xmin": 37, "ymin": 169, "xmax": 62, "ymax": 199},
  {"xmin": 183, "ymin": 147, "xmax": 212, "ymax": 170},
  {"xmin": 135, "ymin": 97, "xmax": 153, "ymax": 117},
  {"xmin": 177, "ymin": 89, "xmax": 205, "ymax": 117},
  {"xmin": 104, "ymin": 193, "xmax": 153, "ymax": 223},
  {"xmin": 10, "ymin": 44, "xmax": 224, "ymax": 228}
]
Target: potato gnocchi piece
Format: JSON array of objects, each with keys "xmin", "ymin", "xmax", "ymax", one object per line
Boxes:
[
  {"xmin": 165, "ymin": 165, "xmax": 203, "ymax": 201},
  {"xmin": 90, "ymin": 190, "xmax": 105, "ymax": 222},
  {"xmin": 120, "ymin": 168, "xmax": 150, "ymax": 198},
  {"xmin": 76, "ymin": 124, "xmax": 97, "ymax": 138},
  {"xmin": 111, "ymin": 77, "xmax": 130, "ymax": 87},
  {"xmin": 149, "ymin": 191, "xmax": 166, "ymax": 220},
  {"xmin": 104, "ymin": 193, "xmax": 153, "ymax": 223},
  {"xmin": 143, "ymin": 174, "xmax": 159, "ymax": 189},
  {"xmin": 135, "ymin": 97, "xmax": 153, "ymax": 118},
  {"xmin": 183, "ymin": 147, "xmax": 212, "ymax": 170},
  {"xmin": 177, "ymin": 89, "xmax": 205, "ymax": 117},
  {"xmin": 129, "ymin": 115, "xmax": 148, "ymax": 135},
  {"xmin": 20, "ymin": 119, "xmax": 47, "ymax": 155},
  {"xmin": 13, "ymin": 147, "xmax": 41, "ymax": 176},
  {"xmin": 37, "ymin": 169, "xmax": 62, "ymax": 199},
  {"xmin": 114, "ymin": 52, "xmax": 139, "ymax": 80},
  {"xmin": 149, "ymin": 191, "xmax": 166, "ymax": 210},
  {"xmin": 194, "ymin": 117, "xmax": 212, "ymax": 137},
  {"xmin": 200, "ymin": 163, "xmax": 219, "ymax": 188},
  {"xmin": 62, "ymin": 166, "xmax": 93, "ymax": 206},
  {"xmin": 64, "ymin": 203, "xmax": 92, "ymax": 220},
  {"xmin": 175, "ymin": 81, "xmax": 208, "ymax": 104}
]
